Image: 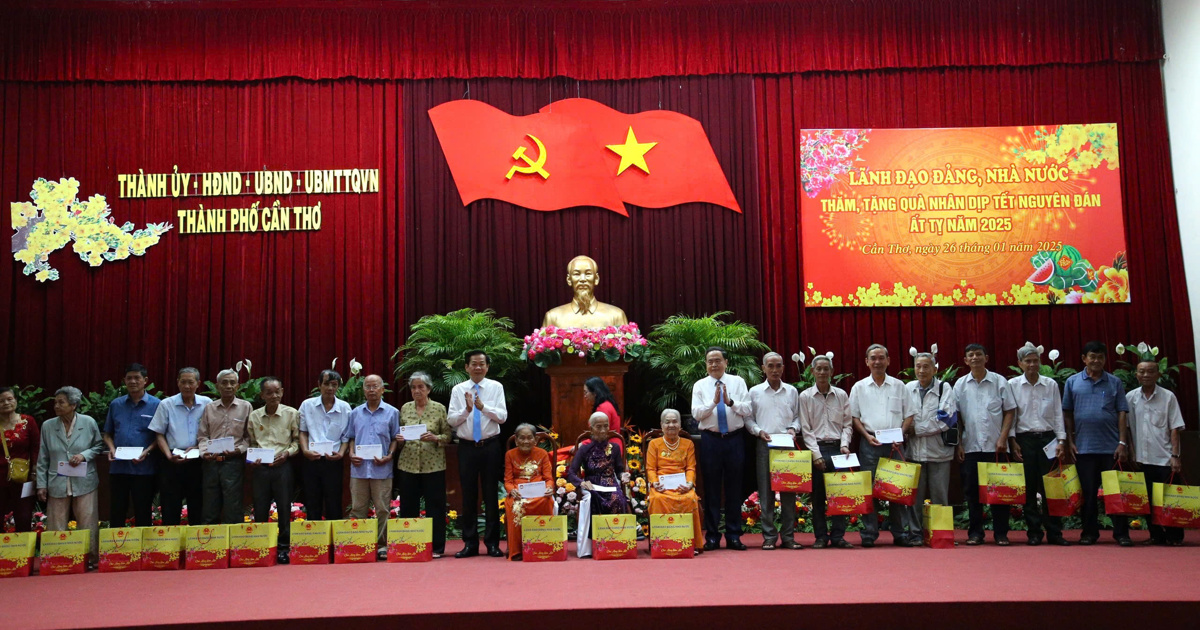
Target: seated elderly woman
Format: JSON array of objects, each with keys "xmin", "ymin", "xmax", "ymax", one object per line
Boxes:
[
  {"xmin": 503, "ymin": 423, "xmax": 556, "ymax": 561},
  {"xmin": 646, "ymin": 408, "xmax": 703, "ymax": 552},
  {"xmin": 567, "ymin": 412, "xmax": 629, "ymax": 559},
  {"xmin": 35, "ymin": 386, "xmax": 105, "ymax": 568}
]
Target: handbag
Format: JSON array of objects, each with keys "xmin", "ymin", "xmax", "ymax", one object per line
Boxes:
[
  {"xmin": 937, "ymin": 381, "xmax": 960, "ymax": 447},
  {"xmin": 1, "ymin": 424, "xmax": 30, "ymax": 484}
]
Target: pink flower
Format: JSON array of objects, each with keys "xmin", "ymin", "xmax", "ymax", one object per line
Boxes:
[
  {"xmin": 844, "ymin": 131, "xmax": 858, "ymax": 144},
  {"xmin": 831, "ymin": 144, "xmax": 851, "ymax": 159},
  {"xmin": 1064, "ymin": 291, "xmax": 1085, "ymax": 304}
]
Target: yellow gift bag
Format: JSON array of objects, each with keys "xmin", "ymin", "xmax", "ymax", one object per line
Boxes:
[
  {"xmin": 1151, "ymin": 475, "xmax": 1200, "ymax": 529},
  {"xmin": 873, "ymin": 451, "xmax": 922, "ymax": 506},
  {"xmin": 922, "ymin": 504, "xmax": 954, "ymax": 549},
  {"xmin": 141, "ymin": 526, "xmax": 183, "ymax": 570},
  {"xmin": 591, "ymin": 514, "xmax": 638, "ymax": 560},
  {"xmin": 521, "ymin": 515, "xmax": 567, "ymax": 562},
  {"xmin": 387, "ymin": 518, "xmax": 433, "ymax": 562},
  {"xmin": 0, "ymin": 532, "xmax": 37, "ymax": 578},
  {"xmin": 290, "ymin": 520, "xmax": 332, "ymax": 564},
  {"xmin": 978, "ymin": 460, "xmax": 1026, "ymax": 505},
  {"xmin": 39, "ymin": 530, "xmax": 90, "ymax": 575},
  {"xmin": 331, "ymin": 519, "xmax": 377, "ymax": 563},
  {"xmin": 1043, "ymin": 464, "xmax": 1082, "ymax": 517},
  {"xmin": 824, "ymin": 470, "xmax": 873, "ymax": 515},
  {"xmin": 98, "ymin": 527, "xmax": 142, "ymax": 573},
  {"xmin": 229, "ymin": 523, "xmax": 278, "ymax": 568},
  {"xmin": 1102, "ymin": 467, "xmax": 1149, "ymax": 516},
  {"xmin": 184, "ymin": 524, "xmax": 229, "ymax": 570},
  {"xmin": 769, "ymin": 449, "xmax": 813, "ymax": 493},
  {"xmin": 649, "ymin": 513, "xmax": 694, "ymax": 559}
]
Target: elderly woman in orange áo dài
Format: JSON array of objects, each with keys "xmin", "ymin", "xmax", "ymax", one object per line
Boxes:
[
  {"xmin": 503, "ymin": 423, "xmax": 556, "ymax": 561},
  {"xmin": 646, "ymin": 408, "xmax": 703, "ymax": 553}
]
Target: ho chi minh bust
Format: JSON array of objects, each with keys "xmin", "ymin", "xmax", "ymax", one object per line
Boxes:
[{"xmin": 541, "ymin": 255, "xmax": 629, "ymax": 329}]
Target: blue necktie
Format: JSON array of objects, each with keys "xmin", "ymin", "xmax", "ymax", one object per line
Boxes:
[
  {"xmin": 716, "ymin": 380, "xmax": 728, "ymax": 434},
  {"xmin": 472, "ymin": 383, "xmax": 483, "ymax": 442}
]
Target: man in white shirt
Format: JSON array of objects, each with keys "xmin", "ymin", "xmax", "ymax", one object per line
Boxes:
[
  {"xmin": 849, "ymin": 344, "xmax": 918, "ymax": 547},
  {"xmin": 747, "ymin": 352, "xmax": 802, "ymax": 550},
  {"xmin": 1008, "ymin": 343, "xmax": 1068, "ymax": 546},
  {"xmin": 954, "ymin": 343, "xmax": 1018, "ymax": 546},
  {"xmin": 1127, "ymin": 357, "xmax": 1186, "ymax": 545},
  {"xmin": 692, "ymin": 346, "xmax": 753, "ymax": 551},
  {"xmin": 447, "ymin": 349, "xmax": 508, "ymax": 558},
  {"xmin": 798, "ymin": 354, "xmax": 853, "ymax": 548},
  {"xmin": 298, "ymin": 369, "xmax": 352, "ymax": 522}
]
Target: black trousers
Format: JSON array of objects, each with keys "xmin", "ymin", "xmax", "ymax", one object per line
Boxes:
[
  {"xmin": 961, "ymin": 451, "xmax": 1010, "ymax": 540},
  {"xmin": 109, "ymin": 473, "xmax": 157, "ymax": 528},
  {"xmin": 302, "ymin": 457, "xmax": 345, "ymax": 521},
  {"xmin": 1015, "ymin": 431, "xmax": 1063, "ymax": 540},
  {"xmin": 1075, "ymin": 453, "xmax": 1129, "ymax": 539},
  {"xmin": 1141, "ymin": 464, "xmax": 1184, "ymax": 543},
  {"xmin": 398, "ymin": 470, "xmax": 447, "ymax": 554},
  {"xmin": 699, "ymin": 429, "xmax": 745, "ymax": 542},
  {"xmin": 252, "ymin": 463, "xmax": 293, "ymax": 548},
  {"xmin": 810, "ymin": 443, "xmax": 848, "ymax": 543},
  {"xmin": 159, "ymin": 459, "xmax": 203, "ymax": 526},
  {"xmin": 457, "ymin": 439, "xmax": 503, "ymax": 548}
]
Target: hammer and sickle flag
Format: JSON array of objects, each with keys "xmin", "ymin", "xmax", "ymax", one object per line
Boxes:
[
  {"xmin": 429, "ymin": 100, "xmax": 626, "ymax": 214},
  {"xmin": 429, "ymin": 99, "xmax": 741, "ymax": 216}
]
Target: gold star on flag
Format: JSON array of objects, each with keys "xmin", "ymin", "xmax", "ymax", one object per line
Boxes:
[{"xmin": 606, "ymin": 127, "xmax": 657, "ymax": 175}]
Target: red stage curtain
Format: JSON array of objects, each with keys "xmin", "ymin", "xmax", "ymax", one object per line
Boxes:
[
  {"xmin": 0, "ymin": 79, "xmax": 404, "ymax": 397},
  {"xmin": 755, "ymin": 63, "xmax": 1196, "ymax": 414},
  {"xmin": 0, "ymin": 0, "xmax": 1163, "ymax": 82},
  {"xmin": 402, "ymin": 76, "xmax": 761, "ymax": 420}
]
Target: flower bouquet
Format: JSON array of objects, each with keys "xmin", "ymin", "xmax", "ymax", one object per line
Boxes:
[{"xmin": 523, "ymin": 324, "xmax": 648, "ymax": 368}]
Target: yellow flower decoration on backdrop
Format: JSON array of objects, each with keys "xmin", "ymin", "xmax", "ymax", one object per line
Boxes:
[{"xmin": 11, "ymin": 177, "xmax": 172, "ymax": 282}]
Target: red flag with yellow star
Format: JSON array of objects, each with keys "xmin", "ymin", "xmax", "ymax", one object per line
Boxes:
[
  {"xmin": 541, "ymin": 98, "xmax": 741, "ymax": 213},
  {"xmin": 429, "ymin": 98, "xmax": 740, "ymax": 215},
  {"xmin": 429, "ymin": 100, "xmax": 627, "ymax": 214}
]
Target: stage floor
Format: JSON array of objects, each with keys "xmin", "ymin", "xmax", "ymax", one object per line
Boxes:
[{"xmin": 8, "ymin": 529, "xmax": 1199, "ymax": 629}]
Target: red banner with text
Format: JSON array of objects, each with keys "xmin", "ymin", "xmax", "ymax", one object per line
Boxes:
[{"xmin": 800, "ymin": 125, "xmax": 1127, "ymax": 307}]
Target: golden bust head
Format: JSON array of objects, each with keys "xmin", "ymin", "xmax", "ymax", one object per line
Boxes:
[{"xmin": 542, "ymin": 255, "xmax": 628, "ymax": 329}]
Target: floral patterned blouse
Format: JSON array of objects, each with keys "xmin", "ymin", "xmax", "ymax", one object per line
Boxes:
[
  {"xmin": 396, "ymin": 400, "xmax": 452, "ymax": 474},
  {"xmin": 2, "ymin": 414, "xmax": 39, "ymax": 482}
]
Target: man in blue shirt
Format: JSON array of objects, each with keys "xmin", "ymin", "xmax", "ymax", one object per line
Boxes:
[
  {"xmin": 103, "ymin": 363, "xmax": 161, "ymax": 527},
  {"xmin": 344, "ymin": 374, "xmax": 399, "ymax": 560},
  {"xmin": 149, "ymin": 367, "xmax": 212, "ymax": 526},
  {"xmin": 1062, "ymin": 341, "xmax": 1131, "ymax": 546}
]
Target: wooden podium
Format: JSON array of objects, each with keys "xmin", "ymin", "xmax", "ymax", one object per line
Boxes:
[{"xmin": 545, "ymin": 355, "xmax": 629, "ymax": 443}]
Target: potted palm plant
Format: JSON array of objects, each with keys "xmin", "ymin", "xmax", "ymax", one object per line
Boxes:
[
  {"xmin": 640, "ymin": 311, "xmax": 770, "ymax": 417},
  {"xmin": 392, "ymin": 308, "xmax": 526, "ymax": 403}
]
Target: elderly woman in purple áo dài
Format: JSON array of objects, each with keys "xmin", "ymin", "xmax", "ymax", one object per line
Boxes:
[{"xmin": 567, "ymin": 412, "xmax": 630, "ymax": 558}]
